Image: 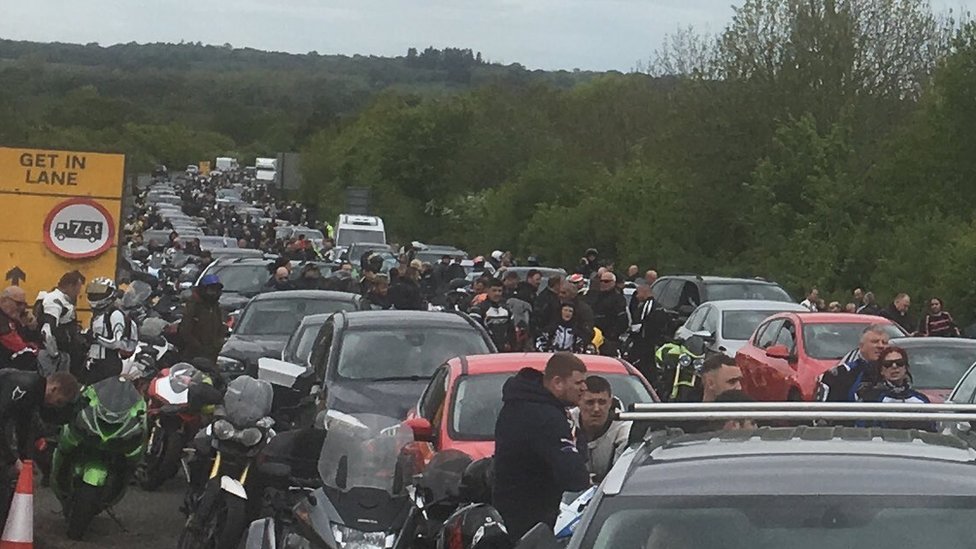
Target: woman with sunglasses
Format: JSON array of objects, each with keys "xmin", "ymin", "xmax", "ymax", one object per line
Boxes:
[{"xmin": 856, "ymin": 346, "xmax": 933, "ymax": 429}]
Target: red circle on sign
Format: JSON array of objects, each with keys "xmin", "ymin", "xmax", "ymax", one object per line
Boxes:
[{"xmin": 42, "ymin": 198, "xmax": 116, "ymax": 259}]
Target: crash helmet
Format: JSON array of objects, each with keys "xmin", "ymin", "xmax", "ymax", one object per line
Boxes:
[
  {"xmin": 584, "ymin": 248, "xmax": 599, "ymax": 258},
  {"xmin": 198, "ymin": 274, "xmax": 222, "ymax": 288},
  {"xmin": 459, "ymin": 457, "xmax": 494, "ymax": 504},
  {"xmin": 86, "ymin": 277, "xmax": 118, "ymax": 309},
  {"xmin": 490, "ymin": 250, "xmax": 503, "ymax": 262},
  {"xmin": 438, "ymin": 504, "xmax": 510, "ymax": 549}
]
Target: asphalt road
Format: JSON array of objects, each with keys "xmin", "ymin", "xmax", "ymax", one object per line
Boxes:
[{"xmin": 34, "ymin": 475, "xmax": 186, "ymax": 548}]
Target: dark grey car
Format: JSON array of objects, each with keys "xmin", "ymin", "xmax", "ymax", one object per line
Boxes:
[
  {"xmin": 309, "ymin": 310, "xmax": 496, "ymax": 419},
  {"xmin": 549, "ymin": 404, "xmax": 976, "ymax": 549},
  {"xmin": 217, "ymin": 290, "xmax": 368, "ymax": 379}
]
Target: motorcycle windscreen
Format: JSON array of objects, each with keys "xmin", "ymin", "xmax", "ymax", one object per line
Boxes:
[
  {"xmin": 91, "ymin": 377, "xmax": 142, "ymax": 423},
  {"xmin": 318, "ymin": 413, "xmax": 416, "ymax": 495},
  {"xmin": 122, "ymin": 281, "xmax": 153, "ymax": 309},
  {"xmin": 223, "ymin": 375, "xmax": 274, "ymax": 427}
]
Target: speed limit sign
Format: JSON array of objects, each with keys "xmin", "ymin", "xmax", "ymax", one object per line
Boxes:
[{"xmin": 42, "ymin": 198, "xmax": 116, "ymax": 259}]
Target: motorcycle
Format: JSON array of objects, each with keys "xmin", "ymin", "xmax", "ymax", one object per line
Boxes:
[
  {"xmin": 246, "ymin": 412, "xmax": 419, "ymax": 549},
  {"xmin": 553, "ymin": 486, "xmax": 597, "ymax": 542},
  {"xmin": 138, "ymin": 362, "xmax": 222, "ymax": 491},
  {"xmin": 654, "ymin": 335, "xmax": 707, "ymax": 402},
  {"xmin": 397, "ymin": 449, "xmax": 474, "ymax": 549},
  {"xmin": 179, "ymin": 375, "xmax": 276, "ymax": 549},
  {"xmin": 50, "ymin": 376, "xmax": 148, "ymax": 540}
]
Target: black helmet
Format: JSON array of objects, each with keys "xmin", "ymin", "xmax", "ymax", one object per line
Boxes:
[
  {"xmin": 459, "ymin": 457, "xmax": 494, "ymax": 504},
  {"xmin": 526, "ymin": 255, "xmax": 539, "ymax": 266},
  {"xmin": 585, "ymin": 248, "xmax": 598, "ymax": 257},
  {"xmin": 437, "ymin": 504, "xmax": 511, "ymax": 549}
]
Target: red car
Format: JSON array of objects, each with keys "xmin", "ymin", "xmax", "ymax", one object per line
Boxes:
[
  {"xmin": 404, "ymin": 353, "xmax": 657, "ymax": 461},
  {"xmin": 736, "ymin": 313, "xmax": 906, "ymax": 401}
]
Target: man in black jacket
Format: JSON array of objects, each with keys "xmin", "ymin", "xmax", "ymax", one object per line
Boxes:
[
  {"xmin": 587, "ymin": 272, "xmax": 628, "ymax": 357},
  {"xmin": 493, "ymin": 353, "xmax": 591, "ymax": 541},
  {"xmin": 0, "ymin": 369, "xmax": 79, "ymax": 523}
]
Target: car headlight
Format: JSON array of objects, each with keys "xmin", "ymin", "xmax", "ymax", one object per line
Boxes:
[
  {"xmin": 217, "ymin": 356, "xmax": 244, "ymax": 373},
  {"xmin": 678, "ymin": 354, "xmax": 692, "ymax": 368},
  {"xmin": 331, "ymin": 525, "xmax": 387, "ymax": 549}
]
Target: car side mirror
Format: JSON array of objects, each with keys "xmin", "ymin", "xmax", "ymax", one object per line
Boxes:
[
  {"xmin": 257, "ymin": 357, "xmax": 306, "ymax": 389},
  {"xmin": 692, "ymin": 330, "xmax": 715, "ymax": 343},
  {"xmin": 515, "ymin": 523, "xmax": 561, "ymax": 549},
  {"xmin": 765, "ymin": 344, "xmax": 793, "ymax": 361},
  {"xmin": 404, "ymin": 417, "xmax": 436, "ymax": 443}
]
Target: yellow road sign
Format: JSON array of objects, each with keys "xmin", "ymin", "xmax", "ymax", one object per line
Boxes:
[
  {"xmin": 0, "ymin": 148, "xmax": 126, "ymax": 199},
  {"xmin": 0, "ymin": 147, "xmax": 124, "ymax": 325},
  {"xmin": 199, "ymin": 160, "xmax": 211, "ymax": 177}
]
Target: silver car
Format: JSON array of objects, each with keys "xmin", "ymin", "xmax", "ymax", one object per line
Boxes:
[{"xmin": 674, "ymin": 299, "xmax": 808, "ymax": 356}]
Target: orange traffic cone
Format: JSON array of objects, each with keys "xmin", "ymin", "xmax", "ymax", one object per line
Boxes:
[{"xmin": 0, "ymin": 461, "xmax": 32, "ymax": 549}]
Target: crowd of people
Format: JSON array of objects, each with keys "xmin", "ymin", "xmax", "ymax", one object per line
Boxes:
[{"xmin": 1, "ymin": 165, "xmax": 973, "ymax": 544}]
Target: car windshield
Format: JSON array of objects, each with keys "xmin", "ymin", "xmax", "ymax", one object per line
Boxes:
[
  {"xmin": 902, "ymin": 345, "xmax": 976, "ymax": 389},
  {"xmin": 336, "ymin": 229, "xmax": 385, "ymax": 247},
  {"xmin": 451, "ymin": 373, "xmax": 651, "ymax": 440},
  {"xmin": 236, "ymin": 298, "xmax": 356, "ymax": 336},
  {"xmin": 722, "ymin": 310, "xmax": 784, "ymax": 340},
  {"xmin": 802, "ymin": 323, "xmax": 906, "ymax": 360},
  {"xmin": 336, "ymin": 328, "xmax": 490, "ymax": 380},
  {"xmin": 706, "ymin": 283, "xmax": 792, "ymax": 302},
  {"xmin": 285, "ymin": 320, "xmax": 327, "ymax": 364},
  {"xmin": 582, "ymin": 496, "xmax": 976, "ymax": 549},
  {"xmin": 209, "ymin": 264, "xmax": 269, "ymax": 295}
]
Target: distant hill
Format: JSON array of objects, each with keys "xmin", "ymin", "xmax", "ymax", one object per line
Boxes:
[{"xmin": 0, "ymin": 38, "xmax": 606, "ymax": 168}]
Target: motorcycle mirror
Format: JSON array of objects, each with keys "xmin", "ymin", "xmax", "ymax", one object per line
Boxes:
[{"xmin": 515, "ymin": 523, "xmax": 561, "ymax": 549}]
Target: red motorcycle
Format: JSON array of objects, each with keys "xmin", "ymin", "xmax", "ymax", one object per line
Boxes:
[{"xmin": 138, "ymin": 362, "xmax": 222, "ymax": 491}]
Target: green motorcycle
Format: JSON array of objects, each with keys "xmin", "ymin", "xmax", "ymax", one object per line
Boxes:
[{"xmin": 51, "ymin": 376, "xmax": 147, "ymax": 540}]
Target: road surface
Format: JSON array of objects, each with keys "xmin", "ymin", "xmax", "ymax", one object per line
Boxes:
[{"xmin": 34, "ymin": 475, "xmax": 186, "ymax": 548}]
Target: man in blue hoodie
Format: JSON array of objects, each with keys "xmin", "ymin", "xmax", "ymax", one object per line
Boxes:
[{"xmin": 493, "ymin": 352, "xmax": 591, "ymax": 541}]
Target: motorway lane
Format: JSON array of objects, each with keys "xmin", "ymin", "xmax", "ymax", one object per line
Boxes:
[{"xmin": 34, "ymin": 474, "xmax": 186, "ymax": 548}]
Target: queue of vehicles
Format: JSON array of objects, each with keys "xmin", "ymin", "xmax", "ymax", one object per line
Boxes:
[{"xmin": 62, "ymin": 166, "xmax": 976, "ymax": 549}]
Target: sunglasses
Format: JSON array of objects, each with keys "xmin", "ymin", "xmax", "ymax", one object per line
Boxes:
[{"xmin": 880, "ymin": 360, "xmax": 907, "ymax": 369}]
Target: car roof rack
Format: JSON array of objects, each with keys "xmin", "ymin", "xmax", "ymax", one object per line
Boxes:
[
  {"xmin": 602, "ymin": 402, "xmax": 976, "ymax": 496},
  {"xmin": 619, "ymin": 402, "xmax": 976, "ymax": 424}
]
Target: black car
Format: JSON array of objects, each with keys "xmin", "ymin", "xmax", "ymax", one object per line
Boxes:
[
  {"xmin": 308, "ymin": 310, "xmax": 496, "ymax": 419},
  {"xmin": 650, "ymin": 275, "xmax": 793, "ymax": 329},
  {"xmin": 536, "ymin": 402, "xmax": 976, "ymax": 549},
  {"xmin": 198, "ymin": 258, "xmax": 275, "ymax": 316},
  {"xmin": 217, "ymin": 290, "xmax": 368, "ymax": 379}
]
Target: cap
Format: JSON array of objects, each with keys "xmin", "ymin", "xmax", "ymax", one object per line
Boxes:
[{"xmin": 568, "ymin": 273, "xmax": 585, "ymax": 284}]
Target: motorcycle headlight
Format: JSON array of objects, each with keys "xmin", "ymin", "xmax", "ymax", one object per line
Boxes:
[
  {"xmin": 213, "ymin": 419, "xmax": 235, "ymax": 441},
  {"xmin": 217, "ymin": 356, "xmax": 244, "ymax": 373},
  {"xmin": 692, "ymin": 358, "xmax": 705, "ymax": 372},
  {"xmin": 236, "ymin": 427, "xmax": 264, "ymax": 447},
  {"xmin": 678, "ymin": 354, "xmax": 692, "ymax": 368},
  {"xmin": 330, "ymin": 525, "xmax": 387, "ymax": 549}
]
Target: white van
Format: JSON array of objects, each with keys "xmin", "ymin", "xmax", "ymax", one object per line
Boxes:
[{"xmin": 334, "ymin": 214, "xmax": 386, "ymax": 249}]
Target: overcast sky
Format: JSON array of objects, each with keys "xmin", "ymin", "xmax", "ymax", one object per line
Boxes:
[{"xmin": 1, "ymin": 0, "xmax": 972, "ymax": 71}]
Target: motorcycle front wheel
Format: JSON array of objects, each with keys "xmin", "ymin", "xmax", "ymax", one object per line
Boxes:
[
  {"xmin": 178, "ymin": 492, "xmax": 247, "ymax": 549},
  {"xmin": 66, "ymin": 483, "xmax": 101, "ymax": 540},
  {"xmin": 138, "ymin": 425, "xmax": 182, "ymax": 491}
]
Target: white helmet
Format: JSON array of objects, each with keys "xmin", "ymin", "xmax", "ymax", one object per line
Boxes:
[
  {"xmin": 491, "ymin": 250, "xmax": 503, "ymax": 261},
  {"xmin": 86, "ymin": 277, "xmax": 117, "ymax": 309}
]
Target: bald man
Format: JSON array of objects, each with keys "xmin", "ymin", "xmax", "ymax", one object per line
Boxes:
[
  {"xmin": 0, "ymin": 287, "xmax": 39, "ymax": 370},
  {"xmin": 644, "ymin": 270, "xmax": 658, "ymax": 286}
]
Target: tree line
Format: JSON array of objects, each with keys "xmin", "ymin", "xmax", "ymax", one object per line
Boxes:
[
  {"xmin": 0, "ymin": 39, "xmax": 597, "ymax": 172},
  {"xmin": 301, "ymin": 0, "xmax": 976, "ymax": 320}
]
